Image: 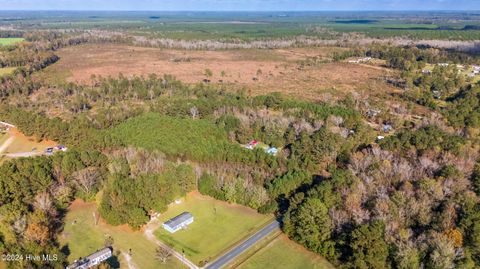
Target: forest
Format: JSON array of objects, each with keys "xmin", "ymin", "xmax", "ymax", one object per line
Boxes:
[{"xmin": 0, "ymin": 12, "xmax": 479, "ymax": 269}]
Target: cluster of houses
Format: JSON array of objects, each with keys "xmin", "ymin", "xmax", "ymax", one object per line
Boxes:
[
  {"xmin": 348, "ymin": 57, "xmax": 372, "ymax": 64},
  {"xmin": 469, "ymin": 65, "xmax": 480, "ymax": 77},
  {"xmin": 66, "ymin": 247, "xmax": 113, "ymax": 269},
  {"xmin": 243, "ymin": 140, "xmax": 278, "ymax": 156},
  {"xmin": 422, "ymin": 63, "xmax": 480, "ymax": 78}
]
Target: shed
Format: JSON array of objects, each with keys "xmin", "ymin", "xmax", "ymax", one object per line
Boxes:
[{"xmin": 163, "ymin": 212, "xmax": 194, "ymax": 233}]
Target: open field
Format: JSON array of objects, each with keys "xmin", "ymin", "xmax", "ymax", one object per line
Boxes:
[
  {"xmin": 41, "ymin": 44, "xmax": 395, "ymax": 101},
  {"xmin": 0, "ymin": 128, "xmax": 56, "ymax": 159},
  {"xmin": 237, "ymin": 235, "xmax": 335, "ymax": 269},
  {"xmin": 0, "ymin": 67, "xmax": 16, "ymax": 77},
  {"xmin": 60, "ymin": 199, "xmax": 183, "ymax": 269},
  {"xmin": 0, "ymin": 38, "xmax": 24, "ymax": 46},
  {"xmin": 154, "ymin": 192, "xmax": 273, "ymax": 266}
]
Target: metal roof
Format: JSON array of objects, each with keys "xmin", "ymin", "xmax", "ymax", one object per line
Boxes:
[
  {"xmin": 86, "ymin": 247, "xmax": 112, "ymax": 261},
  {"xmin": 66, "ymin": 247, "xmax": 112, "ymax": 269},
  {"xmin": 164, "ymin": 212, "xmax": 193, "ymax": 229}
]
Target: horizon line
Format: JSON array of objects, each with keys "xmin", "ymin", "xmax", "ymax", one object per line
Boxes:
[{"xmin": 1, "ymin": 9, "xmax": 480, "ymax": 12}]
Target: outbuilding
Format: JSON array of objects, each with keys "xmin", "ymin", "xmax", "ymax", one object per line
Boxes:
[{"xmin": 163, "ymin": 212, "xmax": 194, "ymax": 233}]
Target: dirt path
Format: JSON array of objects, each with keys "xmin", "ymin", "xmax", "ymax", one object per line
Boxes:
[
  {"xmin": 0, "ymin": 136, "xmax": 14, "ymax": 154},
  {"xmin": 144, "ymin": 217, "xmax": 199, "ymax": 269},
  {"xmin": 3, "ymin": 151, "xmax": 43, "ymax": 158},
  {"xmin": 121, "ymin": 252, "xmax": 138, "ymax": 269}
]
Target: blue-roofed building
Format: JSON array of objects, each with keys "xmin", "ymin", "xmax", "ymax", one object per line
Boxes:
[
  {"xmin": 265, "ymin": 147, "xmax": 278, "ymax": 156},
  {"xmin": 163, "ymin": 212, "xmax": 194, "ymax": 233}
]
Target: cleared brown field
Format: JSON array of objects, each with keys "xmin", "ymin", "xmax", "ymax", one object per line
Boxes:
[{"xmin": 42, "ymin": 44, "xmax": 397, "ymax": 101}]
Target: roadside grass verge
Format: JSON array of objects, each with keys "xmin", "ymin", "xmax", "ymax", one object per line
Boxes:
[{"xmin": 237, "ymin": 234, "xmax": 335, "ymax": 269}]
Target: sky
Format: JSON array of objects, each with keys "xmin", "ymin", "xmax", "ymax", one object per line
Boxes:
[{"xmin": 0, "ymin": 0, "xmax": 479, "ymax": 11}]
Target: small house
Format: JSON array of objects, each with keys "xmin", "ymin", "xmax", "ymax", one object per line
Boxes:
[
  {"xmin": 66, "ymin": 247, "xmax": 112, "ymax": 269},
  {"xmin": 245, "ymin": 140, "xmax": 258, "ymax": 150},
  {"xmin": 265, "ymin": 147, "xmax": 278, "ymax": 156},
  {"xmin": 366, "ymin": 109, "xmax": 381, "ymax": 118},
  {"xmin": 163, "ymin": 212, "xmax": 194, "ymax": 233},
  {"xmin": 422, "ymin": 69, "xmax": 431, "ymax": 75},
  {"xmin": 382, "ymin": 124, "xmax": 393, "ymax": 133}
]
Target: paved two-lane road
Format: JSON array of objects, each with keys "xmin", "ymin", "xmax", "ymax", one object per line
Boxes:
[{"xmin": 205, "ymin": 220, "xmax": 281, "ymax": 269}]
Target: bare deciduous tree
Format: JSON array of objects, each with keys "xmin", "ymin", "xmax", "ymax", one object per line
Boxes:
[
  {"xmin": 156, "ymin": 246, "xmax": 172, "ymax": 264},
  {"xmin": 34, "ymin": 192, "xmax": 53, "ymax": 212},
  {"xmin": 190, "ymin": 106, "xmax": 199, "ymax": 119},
  {"xmin": 73, "ymin": 167, "xmax": 99, "ymax": 196}
]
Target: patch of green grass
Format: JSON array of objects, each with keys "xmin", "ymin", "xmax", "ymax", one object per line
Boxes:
[
  {"xmin": 154, "ymin": 193, "xmax": 273, "ymax": 266},
  {"xmin": 0, "ymin": 38, "xmax": 24, "ymax": 46},
  {"xmin": 237, "ymin": 235, "xmax": 335, "ymax": 269},
  {"xmin": 110, "ymin": 113, "xmax": 230, "ymax": 160},
  {"xmin": 0, "ymin": 67, "xmax": 16, "ymax": 77},
  {"xmin": 61, "ymin": 200, "xmax": 183, "ymax": 269},
  {"xmin": 61, "ymin": 209, "xmax": 105, "ymax": 262}
]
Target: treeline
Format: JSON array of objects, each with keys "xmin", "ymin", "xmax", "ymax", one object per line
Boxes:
[
  {"xmin": 100, "ymin": 148, "xmax": 196, "ymax": 228},
  {"xmin": 444, "ymin": 85, "xmax": 480, "ymax": 130},
  {"xmin": 0, "ymin": 150, "xmax": 107, "ymax": 268},
  {"xmin": 0, "ymin": 107, "xmax": 110, "ymax": 150},
  {"xmin": 332, "ymin": 43, "xmax": 478, "ymax": 69},
  {"xmin": 282, "ymin": 139, "xmax": 480, "ymax": 268},
  {"xmin": 0, "ymin": 42, "xmax": 59, "ymax": 71}
]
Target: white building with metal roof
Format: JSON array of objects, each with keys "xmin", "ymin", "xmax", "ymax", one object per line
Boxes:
[
  {"xmin": 66, "ymin": 247, "xmax": 112, "ymax": 269},
  {"xmin": 163, "ymin": 212, "xmax": 194, "ymax": 233}
]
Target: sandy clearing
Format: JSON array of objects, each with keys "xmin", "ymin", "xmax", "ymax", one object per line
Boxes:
[{"xmin": 0, "ymin": 136, "xmax": 14, "ymax": 154}]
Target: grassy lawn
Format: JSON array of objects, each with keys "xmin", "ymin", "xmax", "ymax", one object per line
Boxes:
[
  {"xmin": 0, "ymin": 67, "xmax": 16, "ymax": 77},
  {"xmin": 237, "ymin": 235, "xmax": 335, "ymax": 269},
  {"xmin": 60, "ymin": 199, "xmax": 183, "ymax": 269},
  {"xmin": 154, "ymin": 192, "xmax": 273, "ymax": 266},
  {"xmin": 0, "ymin": 38, "xmax": 24, "ymax": 46}
]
